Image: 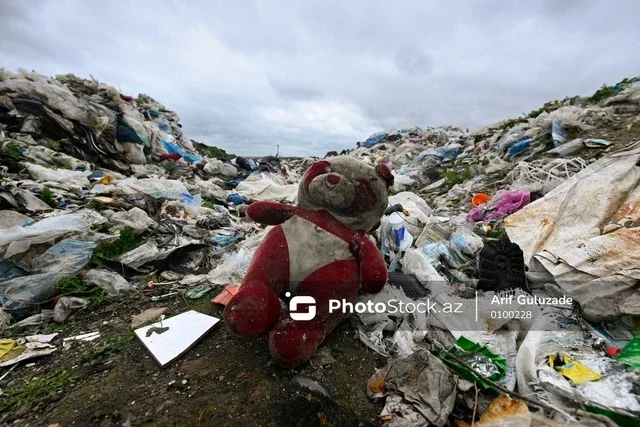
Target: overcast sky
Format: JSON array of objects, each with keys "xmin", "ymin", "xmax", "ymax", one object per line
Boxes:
[{"xmin": 2, "ymin": 1, "xmax": 639, "ymax": 156}]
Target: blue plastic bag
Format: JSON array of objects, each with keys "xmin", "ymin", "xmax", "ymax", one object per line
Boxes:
[
  {"xmin": 551, "ymin": 119, "xmax": 567, "ymax": 147},
  {"xmin": 227, "ymin": 193, "xmax": 251, "ymax": 205},
  {"xmin": 508, "ymin": 138, "xmax": 533, "ymax": 156},
  {"xmin": 363, "ymin": 133, "xmax": 388, "ymax": 148},
  {"xmin": 162, "ymin": 140, "xmax": 200, "ymax": 164}
]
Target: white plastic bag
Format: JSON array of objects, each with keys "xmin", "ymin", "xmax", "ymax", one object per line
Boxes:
[
  {"xmin": 82, "ymin": 269, "xmax": 133, "ymax": 297},
  {"xmin": 0, "ymin": 214, "xmax": 90, "ymax": 259}
]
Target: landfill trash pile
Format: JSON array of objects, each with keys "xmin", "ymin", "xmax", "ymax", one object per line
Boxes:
[{"xmin": 1, "ymin": 70, "xmax": 640, "ymax": 426}]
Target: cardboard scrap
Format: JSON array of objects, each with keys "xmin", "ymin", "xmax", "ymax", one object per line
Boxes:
[{"xmin": 211, "ymin": 283, "xmax": 240, "ymax": 306}]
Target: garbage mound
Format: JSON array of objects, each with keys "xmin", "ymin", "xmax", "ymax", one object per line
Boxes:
[{"xmin": 2, "ymin": 69, "xmax": 640, "ymax": 426}]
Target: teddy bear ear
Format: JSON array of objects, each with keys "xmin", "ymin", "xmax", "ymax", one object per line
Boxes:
[
  {"xmin": 303, "ymin": 160, "xmax": 331, "ymax": 190},
  {"xmin": 376, "ymin": 163, "xmax": 394, "ymax": 186}
]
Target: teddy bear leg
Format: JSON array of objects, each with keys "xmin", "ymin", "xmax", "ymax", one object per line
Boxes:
[
  {"xmin": 224, "ymin": 227, "xmax": 290, "ymax": 339},
  {"xmin": 269, "ymin": 260, "xmax": 359, "ymax": 368},
  {"xmin": 224, "ymin": 282, "xmax": 282, "ymax": 339}
]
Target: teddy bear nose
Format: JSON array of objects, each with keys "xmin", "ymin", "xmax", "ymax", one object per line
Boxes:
[{"xmin": 326, "ymin": 174, "xmax": 341, "ymax": 186}]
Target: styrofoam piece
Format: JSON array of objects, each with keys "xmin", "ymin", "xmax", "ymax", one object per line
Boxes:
[{"xmin": 134, "ymin": 310, "xmax": 219, "ymax": 367}]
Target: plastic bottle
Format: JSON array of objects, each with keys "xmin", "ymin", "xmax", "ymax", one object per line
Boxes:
[{"xmin": 388, "ymin": 212, "xmax": 413, "ymax": 251}]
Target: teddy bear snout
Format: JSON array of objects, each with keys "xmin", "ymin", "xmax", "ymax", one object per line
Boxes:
[
  {"xmin": 308, "ymin": 174, "xmax": 355, "ymax": 210},
  {"xmin": 326, "ymin": 173, "xmax": 341, "ymax": 187}
]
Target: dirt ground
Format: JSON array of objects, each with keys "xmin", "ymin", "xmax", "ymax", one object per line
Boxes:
[{"xmin": 1, "ymin": 294, "xmax": 387, "ymax": 427}]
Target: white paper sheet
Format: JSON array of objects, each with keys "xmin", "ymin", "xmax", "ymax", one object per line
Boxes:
[{"xmin": 135, "ymin": 310, "xmax": 220, "ymax": 367}]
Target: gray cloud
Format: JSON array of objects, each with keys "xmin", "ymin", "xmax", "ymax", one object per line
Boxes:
[{"xmin": 1, "ymin": 0, "xmax": 639, "ymax": 156}]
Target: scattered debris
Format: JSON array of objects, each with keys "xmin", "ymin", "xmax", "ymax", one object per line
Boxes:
[
  {"xmin": 62, "ymin": 331, "xmax": 101, "ymax": 344},
  {"xmin": 1, "ymin": 68, "xmax": 640, "ymax": 425},
  {"xmin": 130, "ymin": 307, "xmax": 169, "ymax": 328}
]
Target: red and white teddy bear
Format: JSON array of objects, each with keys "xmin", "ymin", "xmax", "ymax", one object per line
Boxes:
[{"xmin": 223, "ymin": 156, "xmax": 393, "ymax": 367}]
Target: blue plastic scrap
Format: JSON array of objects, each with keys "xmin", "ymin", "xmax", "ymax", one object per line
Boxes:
[
  {"xmin": 116, "ymin": 116, "xmax": 149, "ymax": 145},
  {"xmin": 227, "ymin": 193, "xmax": 251, "ymax": 205},
  {"xmin": 211, "ymin": 235, "xmax": 238, "ymax": 245},
  {"xmin": 551, "ymin": 119, "xmax": 567, "ymax": 147},
  {"xmin": 508, "ymin": 138, "xmax": 534, "ymax": 156},
  {"xmin": 162, "ymin": 140, "xmax": 200, "ymax": 164},
  {"xmin": 417, "ymin": 145, "xmax": 461, "ymax": 162},
  {"xmin": 363, "ymin": 133, "xmax": 388, "ymax": 148},
  {"xmin": 0, "ymin": 261, "xmax": 30, "ymax": 281}
]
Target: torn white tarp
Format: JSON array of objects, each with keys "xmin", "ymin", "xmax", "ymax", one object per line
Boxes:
[{"xmin": 505, "ymin": 148, "xmax": 640, "ymax": 321}]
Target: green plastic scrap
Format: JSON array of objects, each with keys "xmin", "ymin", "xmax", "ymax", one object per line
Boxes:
[
  {"xmin": 615, "ymin": 334, "xmax": 640, "ymax": 371},
  {"xmin": 587, "ymin": 406, "xmax": 640, "ymax": 427},
  {"xmin": 438, "ymin": 336, "xmax": 507, "ymax": 390}
]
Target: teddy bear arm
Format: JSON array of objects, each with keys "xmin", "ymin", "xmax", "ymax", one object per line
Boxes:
[
  {"xmin": 356, "ymin": 234, "xmax": 388, "ymax": 294},
  {"xmin": 247, "ymin": 201, "xmax": 297, "ymax": 225}
]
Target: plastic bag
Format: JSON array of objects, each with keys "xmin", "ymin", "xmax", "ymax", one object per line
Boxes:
[
  {"xmin": 507, "ymin": 138, "xmax": 533, "ymax": 156},
  {"xmin": 551, "ymin": 119, "xmax": 567, "ymax": 147},
  {"xmin": 219, "ymin": 163, "xmax": 238, "ymax": 178},
  {"xmin": 25, "ymin": 163, "xmax": 91, "ymax": 186},
  {"xmin": 0, "ymin": 214, "xmax": 90, "ymax": 259},
  {"xmin": 467, "ymin": 190, "xmax": 530, "ymax": 223},
  {"xmin": 119, "ymin": 242, "xmax": 160, "ymax": 269},
  {"xmin": 616, "ymin": 334, "xmax": 640, "ymax": 371},
  {"xmin": 53, "ymin": 296, "xmax": 89, "ymax": 323},
  {"xmin": 0, "ymin": 273, "xmax": 62, "ymax": 313},
  {"xmin": 363, "ymin": 132, "xmax": 388, "ymax": 148},
  {"xmin": 387, "ymin": 192, "xmax": 432, "ymax": 239},
  {"xmin": 0, "ymin": 261, "xmax": 29, "ymax": 281},
  {"xmin": 33, "ymin": 239, "xmax": 96, "ymax": 276},
  {"xmin": 207, "ymin": 247, "xmax": 254, "ymax": 284},
  {"xmin": 82, "ymin": 269, "xmax": 133, "ymax": 297},
  {"xmin": 113, "ymin": 177, "xmax": 191, "ymax": 200},
  {"xmin": 110, "ymin": 207, "xmax": 158, "ymax": 233},
  {"xmin": 162, "ymin": 140, "xmax": 199, "ymax": 164},
  {"xmin": 0, "ymin": 211, "xmax": 35, "ymax": 231},
  {"xmin": 497, "ymin": 130, "xmax": 525, "ymax": 153},
  {"xmin": 438, "ymin": 336, "xmax": 507, "ymax": 389}
]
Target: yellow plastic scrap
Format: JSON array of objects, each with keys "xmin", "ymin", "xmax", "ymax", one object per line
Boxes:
[
  {"xmin": 100, "ymin": 175, "xmax": 114, "ymax": 185},
  {"xmin": 548, "ymin": 354, "xmax": 602, "ymax": 384},
  {"xmin": 0, "ymin": 339, "xmax": 16, "ymax": 359}
]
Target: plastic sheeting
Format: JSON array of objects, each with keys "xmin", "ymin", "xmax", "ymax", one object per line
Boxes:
[
  {"xmin": 0, "ymin": 214, "xmax": 90, "ymax": 259},
  {"xmin": 33, "ymin": 239, "xmax": 96, "ymax": 276},
  {"xmin": 505, "ymin": 148, "xmax": 640, "ymax": 321},
  {"xmin": 111, "ymin": 177, "xmax": 191, "ymax": 200},
  {"xmin": 0, "ymin": 273, "xmax": 62, "ymax": 312},
  {"xmin": 235, "ymin": 173, "xmax": 298, "ymax": 203},
  {"xmin": 25, "ymin": 164, "xmax": 91, "ymax": 186}
]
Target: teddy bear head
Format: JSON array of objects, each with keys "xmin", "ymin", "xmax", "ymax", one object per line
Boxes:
[{"xmin": 298, "ymin": 156, "xmax": 393, "ymax": 231}]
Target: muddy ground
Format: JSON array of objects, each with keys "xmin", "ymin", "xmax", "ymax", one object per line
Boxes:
[{"xmin": 1, "ymin": 293, "xmax": 387, "ymax": 427}]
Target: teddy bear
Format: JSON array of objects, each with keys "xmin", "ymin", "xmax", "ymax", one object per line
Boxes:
[{"xmin": 223, "ymin": 156, "xmax": 393, "ymax": 367}]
